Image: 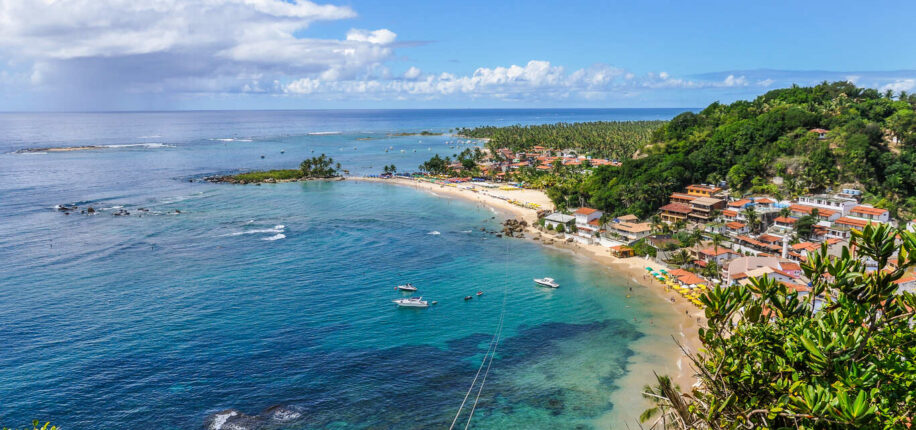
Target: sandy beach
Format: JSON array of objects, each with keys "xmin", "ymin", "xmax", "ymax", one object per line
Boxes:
[{"xmin": 350, "ymin": 176, "xmax": 705, "ymax": 423}]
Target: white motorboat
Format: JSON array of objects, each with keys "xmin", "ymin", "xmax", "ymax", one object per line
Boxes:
[
  {"xmin": 396, "ymin": 283, "xmax": 418, "ymax": 292},
  {"xmin": 534, "ymin": 277, "xmax": 560, "ymax": 288},
  {"xmin": 393, "ymin": 297, "xmax": 429, "ymax": 308}
]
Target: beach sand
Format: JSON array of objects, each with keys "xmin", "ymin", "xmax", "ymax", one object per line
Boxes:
[{"xmin": 349, "ymin": 176, "xmax": 704, "ymax": 425}]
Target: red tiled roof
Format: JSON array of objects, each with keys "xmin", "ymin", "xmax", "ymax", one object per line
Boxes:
[
  {"xmin": 575, "ymin": 207, "xmax": 599, "ymax": 215},
  {"xmin": 670, "ymin": 192, "xmax": 697, "ymax": 201},
  {"xmin": 894, "ymin": 275, "xmax": 916, "ymax": 285},
  {"xmin": 757, "ymin": 234, "xmax": 782, "ymax": 244},
  {"xmin": 792, "ymin": 242, "xmax": 819, "ymax": 252},
  {"xmin": 728, "ymin": 199, "xmax": 752, "ymax": 207},
  {"xmin": 775, "ymin": 216, "xmax": 797, "ymax": 224},
  {"xmin": 780, "ymin": 262, "xmax": 801, "ymax": 272},
  {"xmin": 755, "ymin": 198, "xmax": 775, "ymax": 204},
  {"xmin": 722, "ymin": 209, "xmax": 738, "ymax": 217},
  {"xmin": 588, "ymin": 219, "xmax": 601, "ymax": 226},
  {"xmin": 731, "ymin": 272, "xmax": 748, "ymax": 279},
  {"xmin": 726, "ymin": 221, "xmax": 746, "ymax": 229},
  {"xmin": 849, "ymin": 206, "xmax": 888, "ymax": 216},
  {"xmin": 677, "ymin": 273, "xmax": 705, "ymax": 285},
  {"xmin": 660, "ymin": 203, "xmax": 692, "ymax": 214},
  {"xmin": 668, "ymin": 269, "xmax": 692, "ymax": 277},
  {"xmin": 790, "ymin": 204, "xmax": 836, "ymax": 217},
  {"xmin": 701, "ymin": 247, "xmax": 733, "ymax": 256},
  {"xmin": 810, "ymin": 128, "xmax": 829, "ymax": 134},
  {"xmin": 835, "ymin": 217, "xmax": 869, "ymax": 228}
]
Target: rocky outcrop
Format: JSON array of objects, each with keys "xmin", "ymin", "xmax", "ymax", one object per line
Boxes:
[{"xmin": 501, "ymin": 218, "xmax": 529, "ymax": 238}]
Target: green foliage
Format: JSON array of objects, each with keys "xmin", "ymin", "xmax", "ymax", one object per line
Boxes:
[
  {"xmin": 382, "ymin": 164, "xmax": 397, "ymax": 175},
  {"xmin": 643, "ymin": 224, "xmax": 916, "ymax": 429},
  {"xmin": 631, "ymin": 238, "xmax": 657, "ymax": 258},
  {"xmin": 298, "ymin": 153, "xmax": 340, "ymax": 178},
  {"xmin": 795, "ymin": 214, "xmax": 817, "ymax": 239},
  {"xmin": 554, "ymin": 223, "xmax": 565, "ymax": 233},
  {"xmin": 418, "ymin": 154, "xmax": 450, "ymax": 175},
  {"xmin": 230, "ymin": 169, "xmax": 304, "ymax": 182},
  {"xmin": 545, "ymin": 82, "xmax": 916, "ymax": 218},
  {"xmin": 457, "ymin": 120, "xmax": 664, "ymax": 159}
]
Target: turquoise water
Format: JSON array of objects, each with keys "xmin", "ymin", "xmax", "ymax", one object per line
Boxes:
[{"xmin": 0, "ymin": 110, "xmax": 689, "ymax": 429}]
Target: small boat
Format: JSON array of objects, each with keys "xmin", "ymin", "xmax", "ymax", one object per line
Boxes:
[
  {"xmin": 534, "ymin": 277, "xmax": 560, "ymax": 288},
  {"xmin": 464, "ymin": 295, "xmax": 473, "ymax": 301},
  {"xmin": 396, "ymin": 283, "xmax": 418, "ymax": 292},
  {"xmin": 476, "ymin": 291, "xmax": 483, "ymax": 296},
  {"xmin": 393, "ymin": 297, "xmax": 428, "ymax": 308}
]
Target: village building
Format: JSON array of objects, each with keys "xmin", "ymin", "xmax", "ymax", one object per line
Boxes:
[
  {"xmin": 689, "ymin": 197, "xmax": 726, "ymax": 222},
  {"xmin": 686, "ymin": 184, "xmax": 723, "ymax": 198},
  {"xmin": 789, "ymin": 204, "xmax": 839, "ymax": 222},
  {"xmin": 659, "ymin": 202, "xmax": 692, "ymax": 224},
  {"xmin": 725, "ymin": 221, "xmax": 749, "ymax": 235},
  {"xmin": 847, "ymin": 205, "xmax": 890, "ymax": 223},
  {"xmin": 697, "ymin": 247, "xmax": 741, "ymax": 266},
  {"xmin": 543, "ymin": 213, "xmax": 575, "ymax": 230},
  {"xmin": 797, "ymin": 194, "xmax": 857, "ymax": 216}
]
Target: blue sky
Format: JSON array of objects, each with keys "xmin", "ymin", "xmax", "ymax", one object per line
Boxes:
[{"xmin": 0, "ymin": 0, "xmax": 914, "ymax": 111}]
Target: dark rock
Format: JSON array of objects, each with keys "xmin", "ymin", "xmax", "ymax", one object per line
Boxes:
[{"xmin": 87, "ymin": 207, "xmax": 95, "ymax": 214}]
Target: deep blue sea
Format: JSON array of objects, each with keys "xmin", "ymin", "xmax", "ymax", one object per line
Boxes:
[{"xmin": 0, "ymin": 109, "xmax": 691, "ymax": 429}]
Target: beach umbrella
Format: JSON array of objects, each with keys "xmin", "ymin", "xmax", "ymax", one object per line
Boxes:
[{"xmin": 645, "ymin": 267, "xmax": 653, "ymax": 271}]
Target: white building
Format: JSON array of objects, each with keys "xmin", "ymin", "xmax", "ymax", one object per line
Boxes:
[
  {"xmin": 847, "ymin": 205, "xmax": 890, "ymax": 223},
  {"xmin": 543, "ymin": 213, "xmax": 575, "ymax": 230},
  {"xmin": 797, "ymin": 195, "xmax": 858, "ymax": 216}
]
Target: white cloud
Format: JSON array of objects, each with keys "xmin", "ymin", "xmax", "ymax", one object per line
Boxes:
[
  {"xmin": 345, "ymin": 29, "xmax": 397, "ymax": 45},
  {"xmin": 880, "ymin": 79, "xmax": 916, "ymax": 93},
  {"xmin": 0, "ymin": 0, "xmax": 395, "ymax": 95},
  {"xmin": 403, "ymin": 66, "xmax": 422, "ymax": 80},
  {"xmin": 286, "ymin": 77, "xmax": 321, "ymax": 94}
]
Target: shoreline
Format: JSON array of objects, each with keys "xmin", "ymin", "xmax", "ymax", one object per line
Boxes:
[{"xmin": 348, "ymin": 176, "xmax": 704, "ymax": 424}]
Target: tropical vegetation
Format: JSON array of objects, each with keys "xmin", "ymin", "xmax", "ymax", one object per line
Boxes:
[
  {"xmin": 215, "ymin": 154, "xmax": 341, "ymax": 183},
  {"xmin": 569, "ymin": 82, "xmax": 916, "ymax": 219},
  {"xmin": 456, "ymin": 120, "xmax": 664, "ymax": 159},
  {"xmin": 642, "ymin": 223, "xmax": 916, "ymax": 429}
]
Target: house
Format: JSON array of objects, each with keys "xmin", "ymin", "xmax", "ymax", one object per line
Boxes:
[
  {"xmin": 797, "ymin": 194, "xmax": 857, "ymax": 216},
  {"xmin": 660, "ymin": 202, "xmax": 692, "ymax": 224},
  {"xmin": 670, "ymin": 192, "xmax": 697, "ymax": 205},
  {"xmin": 789, "ymin": 204, "xmax": 839, "ymax": 222},
  {"xmin": 573, "ymin": 207, "xmax": 604, "ymax": 244},
  {"xmin": 676, "ymin": 273, "xmax": 707, "ymax": 287},
  {"xmin": 834, "ymin": 216, "xmax": 871, "ymax": 230},
  {"xmin": 848, "ymin": 205, "xmax": 889, "ymax": 223},
  {"xmin": 686, "ymin": 184, "xmax": 723, "ymax": 198},
  {"xmin": 607, "ymin": 220, "xmax": 653, "ymax": 242},
  {"xmin": 689, "ymin": 197, "xmax": 726, "ymax": 222},
  {"xmin": 698, "ymin": 247, "xmax": 740, "ymax": 266},
  {"xmin": 809, "ymin": 128, "xmax": 830, "ymax": 139},
  {"xmin": 774, "ymin": 216, "xmax": 797, "ymax": 229},
  {"xmin": 725, "ymin": 221, "xmax": 749, "ymax": 235},
  {"xmin": 726, "ymin": 256, "xmax": 782, "ymax": 283},
  {"xmin": 721, "ymin": 209, "xmax": 739, "ymax": 222},
  {"xmin": 727, "ymin": 199, "xmax": 754, "ymax": 210},
  {"xmin": 757, "ymin": 234, "xmax": 784, "ymax": 247},
  {"xmin": 543, "ymin": 213, "xmax": 575, "ymax": 230},
  {"xmin": 574, "ymin": 207, "xmax": 603, "ymax": 226},
  {"xmin": 753, "ymin": 197, "xmax": 777, "ymax": 211},
  {"xmin": 610, "ymin": 245, "xmax": 635, "ymax": 258}
]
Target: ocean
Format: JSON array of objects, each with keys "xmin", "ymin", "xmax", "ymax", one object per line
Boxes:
[{"xmin": 0, "ymin": 109, "xmax": 691, "ymax": 429}]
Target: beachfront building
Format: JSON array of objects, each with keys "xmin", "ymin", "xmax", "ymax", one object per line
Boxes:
[
  {"xmin": 606, "ymin": 218, "xmax": 652, "ymax": 242},
  {"xmin": 847, "ymin": 205, "xmax": 890, "ymax": 223},
  {"xmin": 572, "ymin": 207, "xmax": 603, "ymax": 244},
  {"xmin": 659, "ymin": 202, "xmax": 691, "ymax": 224},
  {"xmin": 697, "ymin": 247, "xmax": 740, "ymax": 266},
  {"xmin": 797, "ymin": 194, "xmax": 857, "ymax": 216},
  {"xmin": 686, "ymin": 184, "xmax": 723, "ymax": 198},
  {"xmin": 689, "ymin": 197, "xmax": 726, "ymax": 223},
  {"xmin": 543, "ymin": 212, "xmax": 575, "ymax": 230}
]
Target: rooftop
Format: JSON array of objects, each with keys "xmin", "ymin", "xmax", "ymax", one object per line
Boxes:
[
  {"xmin": 834, "ymin": 217, "xmax": 870, "ymax": 228},
  {"xmin": 574, "ymin": 207, "xmax": 599, "ymax": 215},
  {"xmin": 660, "ymin": 202, "xmax": 692, "ymax": 214},
  {"xmin": 728, "ymin": 199, "xmax": 752, "ymax": 207},
  {"xmin": 849, "ymin": 205, "xmax": 888, "ymax": 216},
  {"xmin": 790, "ymin": 204, "xmax": 837, "ymax": 217},
  {"xmin": 691, "ymin": 197, "xmax": 724, "ymax": 206}
]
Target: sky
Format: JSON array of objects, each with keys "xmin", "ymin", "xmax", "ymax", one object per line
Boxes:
[{"xmin": 1, "ymin": 0, "xmax": 915, "ymax": 111}]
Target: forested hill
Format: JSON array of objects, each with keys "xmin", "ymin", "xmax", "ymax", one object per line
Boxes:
[
  {"xmin": 457, "ymin": 121, "xmax": 664, "ymax": 160},
  {"xmin": 574, "ymin": 81, "xmax": 916, "ymax": 218}
]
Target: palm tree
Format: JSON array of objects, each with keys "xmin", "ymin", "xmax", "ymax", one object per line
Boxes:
[
  {"xmin": 743, "ymin": 206, "xmax": 761, "ymax": 233},
  {"xmin": 689, "ymin": 228, "xmax": 705, "ymax": 262},
  {"xmin": 779, "ymin": 206, "xmax": 791, "ymax": 219},
  {"xmin": 711, "ymin": 232, "xmax": 725, "ymax": 257}
]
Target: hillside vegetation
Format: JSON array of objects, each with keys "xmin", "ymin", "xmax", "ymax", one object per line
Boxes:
[
  {"xmin": 457, "ymin": 120, "xmax": 664, "ymax": 160},
  {"xmin": 571, "ymin": 82, "xmax": 916, "ymax": 218}
]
